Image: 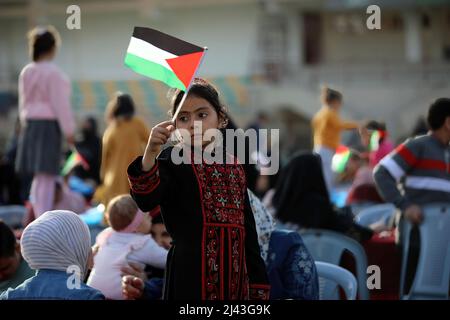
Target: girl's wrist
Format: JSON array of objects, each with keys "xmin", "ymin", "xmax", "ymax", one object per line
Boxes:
[{"xmin": 142, "ymin": 152, "xmax": 157, "ymax": 172}]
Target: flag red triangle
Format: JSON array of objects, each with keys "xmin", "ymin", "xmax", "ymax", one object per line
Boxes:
[{"xmin": 166, "ymin": 51, "xmax": 204, "ymax": 90}]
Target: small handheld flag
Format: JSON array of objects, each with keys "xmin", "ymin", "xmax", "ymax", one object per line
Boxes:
[
  {"xmin": 124, "ymin": 27, "xmax": 206, "ymax": 92},
  {"xmin": 332, "ymin": 145, "xmax": 351, "ymax": 173},
  {"xmin": 61, "ymin": 150, "xmax": 89, "ymax": 176},
  {"xmin": 369, "ymin": 130, "xmax": 387, "ymax": 152}
]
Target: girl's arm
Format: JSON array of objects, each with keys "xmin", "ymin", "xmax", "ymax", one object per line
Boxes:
[
  {"xmin": 127, "ymin": 152, "xmax": 171, "ymax": 212},
  {"xmin": 243, "ymin": 192, "xmax": 271, "ymax": 300},
  {"xmin": 340, "ymin": 120, "xmax": 359, "ymax": 130},
  {"xmin": 127, "ymin": 120, "xmax": 175, "ymax": 212},
  {"xmin": 330, "ymin": 111, "xmax": 359, "ymax": 130}
]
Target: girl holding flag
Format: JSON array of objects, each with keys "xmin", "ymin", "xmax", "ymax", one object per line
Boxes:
[
  {"xmin": 127, "ymin": 78, "xmax": 270, "ymax": 300},
  {"xmin": 123, "ymin": 27, "xmax": 269, "ymax": 300}
]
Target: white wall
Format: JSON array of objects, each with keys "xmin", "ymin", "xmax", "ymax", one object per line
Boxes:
[
  {"xmin": 322, "ymin": 11, "xmax": 406, "ymax": 64},
  {"xmin": 0, "ymin": 3, "xmax": 261, "ymax": 81}
]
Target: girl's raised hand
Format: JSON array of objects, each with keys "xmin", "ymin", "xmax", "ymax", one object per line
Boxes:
[{"xmin": 142, "ymin": 120, "xmax": 175, "ymax": 171}]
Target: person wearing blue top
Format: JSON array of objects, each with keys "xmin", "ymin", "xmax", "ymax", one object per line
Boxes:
[
  {"xmin": 0, "ymin": 210, "xmax": 104, "ymax": 300},
  {"xmin": 248, "ymin": 189, "xmax": 319, "ymax": 300},
  {"xmin": 1, "ymin": 269, "xmax": 103, "ymax": 300},
  {"xmin": 265, "ymin": 229, "xmax": 319, "ymax": 300}
]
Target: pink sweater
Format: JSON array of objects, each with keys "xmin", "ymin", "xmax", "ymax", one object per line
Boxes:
[
  {"xmin": 369, "ymin": 139, "xmax": 394, "ymax": 167},
  {"xmin": 18, "ymin": 61, "xmax": 75, "ymax": 137}
]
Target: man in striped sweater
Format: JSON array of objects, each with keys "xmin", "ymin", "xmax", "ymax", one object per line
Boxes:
[
  {"xmin": 374, "ymin": 98, "xmax": 450, "ymax": 223},
  {"xmin": 373, "ymin": 97, "xmax": 450, "ymax": 293}
]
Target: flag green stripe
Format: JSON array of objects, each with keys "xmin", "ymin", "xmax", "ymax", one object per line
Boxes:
[{"xmin": 124, "ymin": 53, "xmax": 185, "ymax": 91}]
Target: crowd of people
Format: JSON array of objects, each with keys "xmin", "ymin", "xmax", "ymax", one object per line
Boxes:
[{"xmin": 0, "ymin": 25, "xmax": 449, "ymax": 301}]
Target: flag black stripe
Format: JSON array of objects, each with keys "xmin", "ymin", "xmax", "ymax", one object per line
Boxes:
[{"xmin": 133, "ymin": 27, "xmax": 204, "ymax": 56}]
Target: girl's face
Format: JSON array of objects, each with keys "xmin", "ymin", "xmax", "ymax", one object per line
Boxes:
[
  {"xmin": 175, "ymin": 95, "xmax": 220, "ymax": 146},
  {"xmin": 360, "ymin": 127, "xmax": 371, "ymax": 146},
  {"xmin": 329, "ymin": 99, "xmax": 342, "ymax": 111}
]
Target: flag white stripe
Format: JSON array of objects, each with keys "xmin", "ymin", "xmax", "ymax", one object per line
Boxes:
[
  {"xmin": 405, "ymin": 176, "xmax": 450, "ymax": 193},
  {"xmin": 126, "ymin": 37, "xmax": 177, "ymax": 71}
]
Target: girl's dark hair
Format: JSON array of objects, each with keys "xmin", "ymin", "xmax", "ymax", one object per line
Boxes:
[
  {"xmin": 364, "ymin": 120, "xmax": 386, "ymax": 131},
  {"xmin": 170, "ymin": 78, "xmax": 228, "ymax": 126},
  {"xmin": 0, "ymin": 220, "xmax": 16, "ymax": 258},
  {"xmin": 27, "ymin": 26, "xmax": 61, "ymax": 61},
  {"xmin": 321, "ymin": 86, "xmax": 343, "ymax": 105},
  {"xmin": 364, "ymin": 120, "xmax": 387, "ymax": 143},
  {"xmin": 105, "ymin": 92, "xmax": 136, "ymax": 122}
]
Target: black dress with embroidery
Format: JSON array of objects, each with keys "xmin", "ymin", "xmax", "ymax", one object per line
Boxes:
[{"xmin": 127, "ymin": 146, "xmax": 270, "ymax": 300}]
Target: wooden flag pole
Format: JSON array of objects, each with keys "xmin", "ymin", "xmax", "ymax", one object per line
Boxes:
[{"xmin": 171, "ymin": 47, "xmax": 208, "ymax": 122}]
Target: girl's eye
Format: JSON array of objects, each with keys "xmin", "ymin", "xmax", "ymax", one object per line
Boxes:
[
  {"xmin": 178, "ymin": 116, "xmax": 189, "ymax": 122},
  {"xmin": 198, "ymin": 112, "xmax": 208, "ymax": 119}
]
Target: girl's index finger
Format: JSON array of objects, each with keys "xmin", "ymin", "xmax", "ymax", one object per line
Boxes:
[{"xmin": 156, "ymin": 120, "xmax": 175, "ymax": 129}]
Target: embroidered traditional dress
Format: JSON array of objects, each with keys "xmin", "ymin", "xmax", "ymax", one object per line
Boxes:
[{"xmin": 127, "ymin": 146, "xmax": 270, "ymax": 300}]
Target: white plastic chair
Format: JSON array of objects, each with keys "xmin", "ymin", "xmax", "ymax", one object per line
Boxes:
[
  {"xmin": 315, "ymin": 261, "xmax": 358, "ymax": 300},
  {"xmin": 355, "ymin": 203, "xmax": 397, "ymax": 227},
  {"xmin": 400, "ymin": 203, "xmax": 450, "ymax": 300},
  {"xmin": 350, "ymin": 202, "xmax": 377, "ymax": 216},
  {"xmin": 301, "ymin": 229, "xmax": 369, "ymax": 300}
]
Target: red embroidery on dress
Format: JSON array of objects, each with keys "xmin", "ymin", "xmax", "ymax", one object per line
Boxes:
[
  {"xmin": 192, "ymin": 153, "xmax": 249, "ymax": 300},
  {"xmin": 249, "ymin": 284, "xmax": 271, "ymax": 300},
  {"xmin": 220, "ymin": 228, "xmax": 224, "ymax": 300},
  {"xmin": 205, "ymin": 226, "xmax": 220, "ymax": 300},
  {"xmin": 128, "ymin": 169, "xmax": 160, "ymax": 194},
  {"xmin": 241, "ymin": 231, "xmax": 249, "ymax": 300},
  {"xmin": 229, "ymin": 227, "xmax": 241, "ymax": 300}
]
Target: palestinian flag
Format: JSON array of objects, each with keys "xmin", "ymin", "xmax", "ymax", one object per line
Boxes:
[
  {"xmin": 61, "ymin": 150, "xmax": 89, "ymax": 176},
  {"xmin": 369, "ymin": 130, "xmax": 381, "ymax": 151},
  {"xmin": 332, "ymin": 145, "xmax": 351, "ymax": 173},
  {"xmin": 124, "ymin": 27, "xmax": 205, "ymax": 91},
  {"xmin": 369, "ymin": 130, "xmax": 387, "ymax": 151}
]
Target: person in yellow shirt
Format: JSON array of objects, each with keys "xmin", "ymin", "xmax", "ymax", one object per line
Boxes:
[
  {"xmin": 311, "ymin": 87, "xmax": 359, "ymax": 194},
  {"xmin": 94, "ymin": 92, "xmax": 150, "ymax": 206}
]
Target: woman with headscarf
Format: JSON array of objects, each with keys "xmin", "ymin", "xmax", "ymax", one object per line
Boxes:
[
  {"xmin": 268, "ymin": 151, "xmax": 373, "ymax": 242},
  {"xmin": 0, "ymin": 210, "xmax": 104, "ymax": 300},
  {"xmin": 248, "ymin": 190, "xmax": 319, "ymax": 300}
]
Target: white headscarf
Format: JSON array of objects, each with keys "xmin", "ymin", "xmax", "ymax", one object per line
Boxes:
[
  {"xmin": 21, "ymin": 210, "xmax": 91, "ymax": 279},
  {"xmin": 248, "ymin": 189, "xmax": 275, "ymax": 262}
]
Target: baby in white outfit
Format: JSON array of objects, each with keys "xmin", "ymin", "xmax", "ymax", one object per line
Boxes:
[{"xmin": 87, "ymin": 194, "xmax": 167, "ymax": 299}]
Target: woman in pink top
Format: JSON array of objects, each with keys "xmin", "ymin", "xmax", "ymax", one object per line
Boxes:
[
  {"xmin": 15, "ymin": 26, "xmax": 75, "ymax": 217},
  {"xmin": 360, "ymin": 120, "xmax": 394, "ymax": 167}
]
